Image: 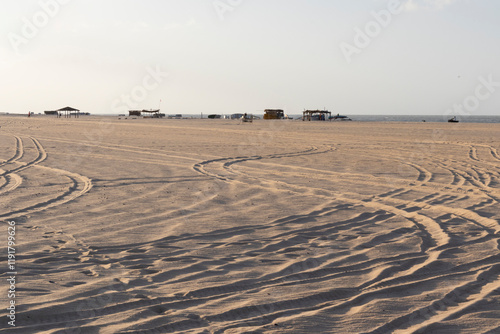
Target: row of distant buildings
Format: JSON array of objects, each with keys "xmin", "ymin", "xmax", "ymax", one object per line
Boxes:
[
  {"xmin": 207, "ymin": 109, "xmax": 349, "ymax": 121},
  {"xmin": 34, "ymin": 106, "xmax": 345, "ymax": 121}
]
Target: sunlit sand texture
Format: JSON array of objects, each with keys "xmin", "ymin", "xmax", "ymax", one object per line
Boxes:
[{"xmin": 1, "ymin": 116, "xmax": 500, "ymax": 333}]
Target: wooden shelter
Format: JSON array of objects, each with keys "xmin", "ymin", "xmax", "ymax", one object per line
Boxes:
[
  {"xmin": 129, "ymin": 109, "xmax": 164, "ymax": 118},
  {"xmin": 57, "ymin": 106, "xmax": 80, "ymax": 118},
  {"xmin": 141, "ymin": 109, "xmax": 163, "ymax": 118},
  {"xmin": 302, "ymin": 110, "xmax": 331, "ymax": 121}
]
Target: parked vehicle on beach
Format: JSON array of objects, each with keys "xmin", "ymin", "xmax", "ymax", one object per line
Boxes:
[
  {"xmin": 239, "ymin": 113, "xmax": 253, "ymax": 123},
  {"xmin": 330, "ymin": 114, "xmax": 352, "ymax": 121}
]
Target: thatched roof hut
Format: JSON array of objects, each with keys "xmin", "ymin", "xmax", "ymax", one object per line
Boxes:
[{"xmin": 302, "ymin": 110, "xmax": 331, "ymax": 121}]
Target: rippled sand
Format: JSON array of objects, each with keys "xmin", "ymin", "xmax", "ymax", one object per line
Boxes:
[{"xmin": 1, "ymin": 115, "xmax": 500, "ymax": 333}]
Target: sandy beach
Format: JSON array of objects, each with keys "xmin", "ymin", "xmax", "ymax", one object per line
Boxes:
[{"xmin": 1, "ymin": 115, "xmax": 500, "ymax": 333}]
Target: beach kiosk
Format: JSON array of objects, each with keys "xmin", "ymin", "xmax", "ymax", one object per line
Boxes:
[
  {"xmin": 302, "ymin": 110, "xmax": 331, "ymax": 121},
  {"xmin": 263, "ymin": 109, "xmax": 285, "ymax": 120},
  {"xmin": 129, "ymin": 110, "xmax": 141, "ymax": 117}
]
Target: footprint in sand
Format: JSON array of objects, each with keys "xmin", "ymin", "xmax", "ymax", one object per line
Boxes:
[
  {"xmin": 62, "ymin": 281, "xmax": 86, "ymax": 287},
  {"xmin": 115, "ymin": 277, "xmax": 131, "ymax": 285},
  {"xmin": 81, "ymin": 269, "xmax": 99, "ymax": 277}
]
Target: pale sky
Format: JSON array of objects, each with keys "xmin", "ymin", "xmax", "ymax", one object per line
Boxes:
[{"xmin": 1, "ymin": 0, "xmax": 499, "ymax": 116}]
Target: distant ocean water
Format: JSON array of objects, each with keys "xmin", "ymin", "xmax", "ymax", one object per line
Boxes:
[
  {"xmin": 191, "ymin": 114, "xmax": 500, "ymax": 123},
  {"xmin": 343, "ymin": 115, "xmax": 500, "ymax": 123},
  {"xmin": 284, "ymin": 114, "xmax": 500, "ymax": 123}
]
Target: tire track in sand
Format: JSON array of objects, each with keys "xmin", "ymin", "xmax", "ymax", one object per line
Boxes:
[
  {"xmin": 189, "ymin": 141, "xmax": 500, "ymax": 302},
  {"xmin": 0, "ymin": 135, "xmax": 24, "ymax": 166},
  {"xmin": 191, "ymin": 147, "xmax": 456, "ymax": 295},
  {"xmin": 371, "ymin": 264, "xmax": 500, "ymax": 334},
  {"xmin": 107, "ymin": 140, "xmax": 500, "ymax": 332},
  {"xmin": 0, "ymin": 174, "xmax": 23, "ymax": 195},
  {"xmin": 0, "ymin": 135, "xmax": 25, "ymax": 194},
  {"xmin": 0, "ymin": 136, "xmax": 93, "ymax": 219}
]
